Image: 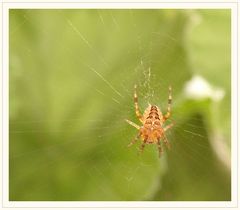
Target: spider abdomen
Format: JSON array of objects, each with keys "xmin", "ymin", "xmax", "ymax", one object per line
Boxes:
[
  {"xmin": 140, "ymin": 105, "xmax": 165, "ymax": 143},
  {"xmin": 143, "ymin": 105, "xmax": 163, "ymax": 125}
]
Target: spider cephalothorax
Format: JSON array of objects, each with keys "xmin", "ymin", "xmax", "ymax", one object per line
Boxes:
[{"xmin": 125, "ymin": 85, "xmax": 174, "ymax": 157}]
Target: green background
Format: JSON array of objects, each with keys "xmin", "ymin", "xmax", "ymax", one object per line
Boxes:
[{"xmin": 10, "ymin": 9, "xmax": 231, "ymax": 201}]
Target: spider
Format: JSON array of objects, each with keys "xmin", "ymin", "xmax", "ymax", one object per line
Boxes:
[{"xmin": 125, "ymin": 85, "xmax": 174, "ymax": 157}]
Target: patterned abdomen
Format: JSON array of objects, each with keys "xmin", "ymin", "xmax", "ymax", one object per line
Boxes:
[
  {"xmin": 143, "ymin": 105, "xmax": 163, "ymax": 127},
  {"xmin": 141, "ymin": 105, "xmax": 164, "ymax": 143}
]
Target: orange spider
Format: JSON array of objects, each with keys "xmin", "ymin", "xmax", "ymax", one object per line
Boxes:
[{"xmin": 125, "ymin": 85, "xmax": 174, "ymax": 157}]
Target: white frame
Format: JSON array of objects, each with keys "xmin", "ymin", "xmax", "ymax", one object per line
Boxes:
[{"xmin": 1, "ymin": 1, "xmax": 238, "ymax": 208}]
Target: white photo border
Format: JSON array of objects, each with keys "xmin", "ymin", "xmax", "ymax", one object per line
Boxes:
[{"xmin": 2, "ymin": 1, "xmax": 238, "ymax": 208}]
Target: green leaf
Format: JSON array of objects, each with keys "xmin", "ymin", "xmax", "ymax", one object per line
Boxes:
[
  {"xmin": 153, "ymin": 10, "xmax": 231, "ymax": 201},
  {"xmin": 187, "ymin": 10, "xmax": 231, "ymax": 144}
]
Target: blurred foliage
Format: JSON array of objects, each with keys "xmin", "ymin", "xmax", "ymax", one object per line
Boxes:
[
  {"xmin": 9, "ymin": 9, "xmax": 230, "ymax": 201},
  {"xmin": 188, "ymin": 10, "xmax": 231, "ymax": 144}
]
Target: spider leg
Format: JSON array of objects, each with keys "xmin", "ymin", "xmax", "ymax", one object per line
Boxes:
[
  {"xmin": 157, "ymin": 139, "xmax": 163, "ymax": 157},
  {"xmin": 138, "ymin": 139, "xmax": 147, "ymax": 154},
  {"xmin": 164, "ymin": 122, "xmax": 174, "ymax": 132},
  {"xmin": 134, "ymin": 84, "xmax": 143, "ymax": 123},
  {"xmin": 163, "ymin": 134, "xmax": 171, "ymax": 149},
  {"xmin": 127, "ymin": 133, "xmax": 140, "ymax": 147},
  {"xmin": 163, "ymin": 85, "xmax": 172, "ymax": 122},
  {"xmin": 125, "ymin": 119, "xmax": 140, "ymax": 129}
]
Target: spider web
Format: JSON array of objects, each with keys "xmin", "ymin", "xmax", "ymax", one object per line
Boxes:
[{"xmin": 9, "ymin": 9, "xmax": 231, "ymax": 201}]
